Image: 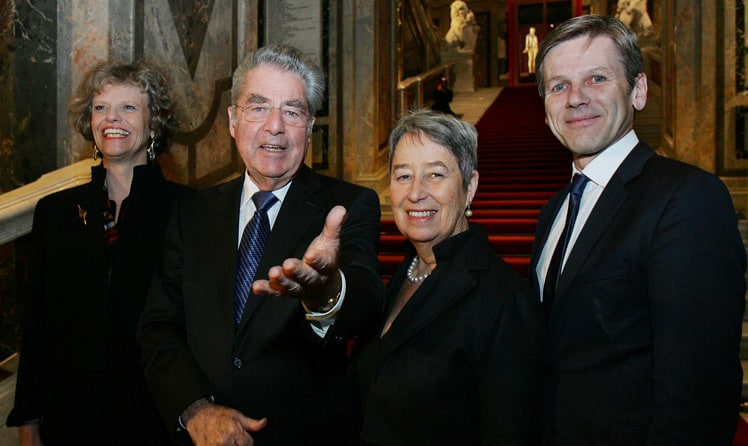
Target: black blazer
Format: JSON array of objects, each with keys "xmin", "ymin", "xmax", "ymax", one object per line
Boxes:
[
  {"xmin": 530, "ymin": 143, "xmax": 746, "ymax": 445},
  {"xmin": 8, "ymin": 164, "xmax": 186, "ymax": 445},
  {"xmin": 138, "ymin": 165, "xmax": 383, "ymax": 445},
  {"xmin": 354, "ymin": 224, "xmax": 544, "ymax": 445}
]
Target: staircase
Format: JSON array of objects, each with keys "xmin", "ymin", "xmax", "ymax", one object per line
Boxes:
[{"xmin": 378, "ymin": 85, "xmax": 570, "ymax": 281}]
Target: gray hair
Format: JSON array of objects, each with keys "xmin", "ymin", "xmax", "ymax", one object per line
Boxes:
[
  {"xmin": 231, "ymin": 44, "xmax": 325, "ymax": 116},
  {"xmin": 535, "ymin": 14, "xmax": 644, "ymax": 97},
  {"xmin": 389, "ymin": 110, "xmax": 477, "ymax": 190}
]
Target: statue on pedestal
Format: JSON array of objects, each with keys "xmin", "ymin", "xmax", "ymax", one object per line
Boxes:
[
  {"xmin": 444, "ymin": 1, "xmax": 480, "ymax": 52},
  {"xmin": 441, "ymin": 0, "xmax": 479, "ymax": 92}
]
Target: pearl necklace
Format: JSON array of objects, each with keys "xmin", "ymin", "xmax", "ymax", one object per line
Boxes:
[{"xmin": 406, "ymin": 256, "xmax": 431, "ymax": 283}]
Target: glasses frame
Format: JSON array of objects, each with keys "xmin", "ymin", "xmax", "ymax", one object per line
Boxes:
[{"xmin": 235, "ymin": 103, "xmax": 311, "ymax": 128}]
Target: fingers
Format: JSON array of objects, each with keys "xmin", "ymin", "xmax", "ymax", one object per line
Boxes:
[
  {"xmin": 240, "ymin": 416, "xmax": 268, "ymax": 433},
  {"xmin": 252, "ymin": 262, "xmax": 307, "ymax": 297},
  {"xmin": 251, "ymin": 206, "xmax": 347, "ymax": 299},
  {"xmin": 187, "ymin": 404, "xmax": 262, "ymax": 446}
]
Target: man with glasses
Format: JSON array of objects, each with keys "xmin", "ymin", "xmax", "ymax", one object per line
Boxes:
[{"xmin": 138, "ymin": 44, "xmax": 383, "ymax": 446}]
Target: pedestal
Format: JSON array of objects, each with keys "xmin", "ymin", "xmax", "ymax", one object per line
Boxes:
[{"xmin": 441, "ymin": 49, "xmax": 475, "ymax": 93}]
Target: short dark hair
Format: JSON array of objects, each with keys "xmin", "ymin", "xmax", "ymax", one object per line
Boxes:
[
  {"xmin": 535, "ymin": 14, "xmax": 644, "ymax": 97},
  {"xmin": 69, "ymin": 59, "xmax": 179, "ymax": 154}
]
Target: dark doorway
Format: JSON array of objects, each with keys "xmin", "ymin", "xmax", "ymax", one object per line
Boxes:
[{"xmin": 509, "ymin": 0, "xmax": 577, "ymax": 86}]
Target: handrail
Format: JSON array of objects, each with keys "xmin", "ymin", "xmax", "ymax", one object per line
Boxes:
[
  {"xmin": 397, "ymin": 64, "xmax": 452, "ymax": 116},
  {"xmin": 398, "ymin": 64, "xmax": 450, "ymax": 90},
  {"xmin": 0, "ymin": 159, "xmax": 97, "ymax": 245}
]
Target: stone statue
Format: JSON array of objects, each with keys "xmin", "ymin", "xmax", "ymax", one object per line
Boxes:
[
  {"xmin": 444, "ymin": 0, "xmax": 479, "ymax": 52},
  {"xmin": 616, "ymin": 0, "xmax": 654, "ymax": 37},
  {"xmin": 462, "ymin": 11, "xmax": 479, "ymax": 52}
]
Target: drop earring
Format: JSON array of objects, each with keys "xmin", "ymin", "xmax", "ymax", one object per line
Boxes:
[
  {"xmin": 146, "ymin": 139, "xmax": 156, "ymax": 162},
  {"xmin": 92, "ymin": 144, "xmax": 102, "ymax": 161},
  {"xmin": 464, "ymin": 204, "xmax": 473, "ymax": 218}
]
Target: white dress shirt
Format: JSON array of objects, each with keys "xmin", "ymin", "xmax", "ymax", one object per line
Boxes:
[{"xmin": 537, "ymin": 130, "xmax": 640, "ymax": 301}]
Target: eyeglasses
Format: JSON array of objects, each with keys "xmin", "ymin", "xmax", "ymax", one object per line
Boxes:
[{"xmin": 235, "ymin": 103, "xmax": 310, "ymax": 127}]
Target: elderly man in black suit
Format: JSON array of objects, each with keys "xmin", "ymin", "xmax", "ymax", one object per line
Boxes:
[
  {"xmin": 530, "ymin": 15, "xmax": 746, "ymax": 445},
  {"xmin": 138, "ymin": 44, "xmax": 383, "ymax": 446}
]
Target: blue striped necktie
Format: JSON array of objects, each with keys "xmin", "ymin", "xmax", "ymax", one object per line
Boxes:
[{"xmin": 234, "ymin": 191, "xmax": 278, "ymax": 324}]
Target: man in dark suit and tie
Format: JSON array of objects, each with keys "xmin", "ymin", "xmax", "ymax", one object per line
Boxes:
[
  {"xmin": 530, "ymin": 15, "xmax": 746, "ymax": 444},
  {"xmin": 137, "ymin": 44, "xmax": 383, "ymax": 445}
]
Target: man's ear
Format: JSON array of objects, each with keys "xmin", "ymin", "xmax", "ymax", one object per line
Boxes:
[
  {"xmin": 632, "ymin": 73, "xmax": 648, "ymax": 111},
  {"xmin": 228, "ymin": 105, "xmax": 237, "ymax": 138}
]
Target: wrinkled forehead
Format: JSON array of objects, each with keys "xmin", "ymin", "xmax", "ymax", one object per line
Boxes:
[{"xmin": 239, "ymin": 65, "xmax": 308, "ymax": 107}]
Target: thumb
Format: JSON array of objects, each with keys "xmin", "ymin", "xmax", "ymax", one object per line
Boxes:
[
  {"xmin": 319, "ymin": 205, "xmax": 347, "ymax": 244},
  {"xmin": 239, "ymin": 415, "xmax": 268, "ymax": 433}
]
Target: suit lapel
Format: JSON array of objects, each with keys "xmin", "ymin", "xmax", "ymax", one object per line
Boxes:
[
  {"xmin": 207, "ymin": 177, "xmax": 244, "ymax": 333},
  {"xmin": 530, "ymin": 188, "xmax": 568, "ymax": 271},
  {"xmin": 551, "ymin": 143, "xmax": 655, "ymax": 317},
  {"xmin": 529, "ymin": 186, "xmax": 568, "ymax": 300},
  {"xmin": 373, "ymin": 236, "xmax": 485, "ymax": 361}
]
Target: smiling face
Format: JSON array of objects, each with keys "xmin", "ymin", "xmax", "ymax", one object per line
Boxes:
[
  {"xmin": 390, "ymin": 132, "xmax": 478, "ymax": 254},
  {"xmin": 91, "ymin": 83, "xmax": 151, "ymax": 166},
  {"xmin": 541, "ymin": 35, "xmax": 647, "ymax": 169},
  {"xmin": 228, "ymin": 65, "xmax": 313, "ymax": 191}
]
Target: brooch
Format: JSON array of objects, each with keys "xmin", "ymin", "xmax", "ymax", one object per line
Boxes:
[{"xmin": 77, "ymin": 204, "xmax": 88, "ymax": 226}]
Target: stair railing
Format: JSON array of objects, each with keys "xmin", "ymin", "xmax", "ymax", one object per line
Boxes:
[
  {"xmin": 0, "ymin": 159, "xmax": 97, "ymax": 245},
  {"xmin": 397, "ymin": 63, "xmax": 452, "ymax": 116}
]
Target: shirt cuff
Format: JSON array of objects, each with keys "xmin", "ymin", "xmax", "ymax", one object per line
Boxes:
[{"xmin": 305, "ymin": 271, "xmax": 346, "ymax": 337}]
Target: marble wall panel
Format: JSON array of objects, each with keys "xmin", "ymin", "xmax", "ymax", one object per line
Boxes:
[
  {"xmin": 143, "ymin": 0, "xmax": 241, "ymax": 185},
  {"xmin": 52, "ymin": 0, "xmax": 254, "ymax": 186}
]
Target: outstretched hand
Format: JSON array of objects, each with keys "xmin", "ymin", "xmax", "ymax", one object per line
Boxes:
[{"xmin": 252, "ymin": 206, "xmax": 347, "ymax": 310}]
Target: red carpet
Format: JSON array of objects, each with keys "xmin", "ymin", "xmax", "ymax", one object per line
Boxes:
[
  {"xmin": 378, "ymin": 85, "xmax": 569, "ymax": 280},
  {"xmin": 735, "ymin": 417, "xmax": 748, "ymax": 445}
]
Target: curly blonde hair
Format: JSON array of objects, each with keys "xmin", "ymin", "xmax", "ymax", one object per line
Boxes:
[{"xmin": 69, "ymin": 59, "xmax": 179, "ymax": 154}]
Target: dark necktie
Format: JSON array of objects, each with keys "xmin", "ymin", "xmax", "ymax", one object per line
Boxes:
[
  {"xmin": 543, "ymin": 173, "xmax": 589, "ymax": 309},
  {"xmin": 234, "ymin": 191, "xmax": 278, "ymax": 324}
]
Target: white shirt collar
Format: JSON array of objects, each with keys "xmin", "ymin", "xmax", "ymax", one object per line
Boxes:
[
  {"xmin": 573, "ymin": 129, "xmax": 639, "ymax": 188},
  {"xmin": 240, "ymin": 171, "xmax": 292, "ymax": 209},
  {"xmin": 237, "ymin": 172, "xmax": 292, "ymax": 243}
]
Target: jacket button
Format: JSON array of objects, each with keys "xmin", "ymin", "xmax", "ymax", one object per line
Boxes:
[{"xmin": 232, "ymin": 357, "xmax": 243, "ymax": 369}]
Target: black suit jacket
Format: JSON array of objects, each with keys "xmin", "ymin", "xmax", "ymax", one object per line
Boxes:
[
  {"xmin": 530, "ymin": 143, "xmax": 746, "ymax": 445},
  {"xmin": 138, "ymin": 165, "xmax": 383, "ymax": 445},
  {"xmin": 8, "ymin": 164, "xmax": 185, "ymax": 444},
  {"xmin": 354, "ymin": 224, "xmax": 544, "ymax": 445}
]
